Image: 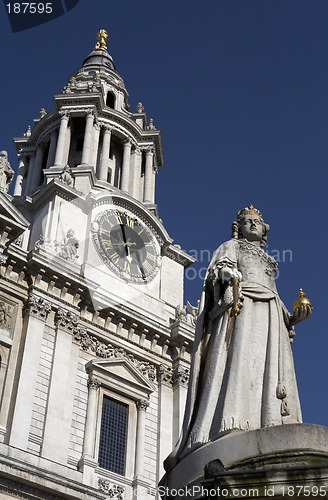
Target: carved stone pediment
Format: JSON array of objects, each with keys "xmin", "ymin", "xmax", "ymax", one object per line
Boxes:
[
  {"xmin": 0, "ymin": 192, "xmax": 29, "ymax": 249},
  {"xmin": 86, "ymin": 357, "xmax": 155, "ymax": 400}
]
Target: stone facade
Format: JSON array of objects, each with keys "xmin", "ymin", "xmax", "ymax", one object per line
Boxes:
[{"xmin": 0, "ymin": 31, "xmax": 195, "ymax": 500}]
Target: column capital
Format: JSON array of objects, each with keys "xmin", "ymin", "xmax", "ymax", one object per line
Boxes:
[
  {"xmin": 123, "ymin": 138, "xmax": 132, "ymax": 147},
  {"xmin": 55, "ymin": 307, "xmax": 79, "ymax": 332},
  {"xmin": 94, "ymin": 119, "xmax": 100, "ymax": 131},
  {"xmin": 85, "ymin": 107, "xmax": 96, "ymax": 118},
  {"xmin": 157, "ymin": 364, "xmax": 173, "ymax": 386},
  {"xmin": 26, "ymin": 293, "xmax": 52, "ymax": 321},
  {"xmin": 173, "ymin": 365, "xmax": 190, "ymax": 387},
  {"xmin": 102, "ymin": 124, "xmax": 113, "ymax": 133},
  {"xmin": 36, "ymin": 141, "xmax": 45, "ymax": 151},
  {"xmin": 17, "ymin": 151, "xmax": 27, "ymax": 160},
  {"xmin": 59, "ymin": 109, "xmax": 70, "ymax": 119},
  {"xmin": 144, "ymin": 145, "xmax": 154, "ymax": 156},
  {"xmin": 136, "ymin": 399, "xmax": 149, "ymax": 411},
  {"xmin": 87, "ymin": 376, "xmax": 101, "ymax": 391}
]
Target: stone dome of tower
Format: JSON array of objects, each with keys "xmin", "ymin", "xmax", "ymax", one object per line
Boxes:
[{"xmin": 82, "ymin": 48, "xmax": 116, "ymax": 71}]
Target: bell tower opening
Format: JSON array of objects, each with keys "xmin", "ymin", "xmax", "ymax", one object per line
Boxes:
[
  {"xmin": 68, "ymin": 116, "xmax": 85, "ymax": 167},
  {"xmin": 106, "ymin": 91, "xmax": 115, "ymax": 109}
]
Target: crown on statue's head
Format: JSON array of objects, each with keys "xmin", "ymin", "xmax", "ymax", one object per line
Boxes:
[{"xmin": 237, "ymin": 204, "xmax": 262, "ymax": 220}]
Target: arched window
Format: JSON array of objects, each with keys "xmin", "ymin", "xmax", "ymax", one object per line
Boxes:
[{"xmin": 106, "ymin": 92, "xmax": 115, "ymax": 109}]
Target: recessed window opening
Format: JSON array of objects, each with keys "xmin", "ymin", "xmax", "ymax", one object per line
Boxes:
[
  {"xmin": 98, "ymin": 396, "xmax": 128, "ymax": 475},
  {"xmin": 106, "ymin": 92, "xmax": 115, "ymax": 109}
]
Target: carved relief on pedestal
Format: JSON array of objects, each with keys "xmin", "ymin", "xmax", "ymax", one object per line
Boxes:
[
  {"xmin": 34, "ymin": 229, "xmax": 80, "ymax": 264},
  {"xmin": 34, "ymin": 235, "xmax": 56, "ymax": 255},
  {"xmin": 56, "ymin": 229, "xmax": 79, "ymax": 262},
  {"xmin": 0, "ymin": 298, "xmax": 17, "ymax": 340},
  {"xmin": 0, "ymin": 301, "xmax": 12, "ymax": 333}
]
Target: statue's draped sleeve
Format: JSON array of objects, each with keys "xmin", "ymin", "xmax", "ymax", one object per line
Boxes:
[{"xmin": 164, "ymin": 239, "xmax": 239, "ymax": 471}]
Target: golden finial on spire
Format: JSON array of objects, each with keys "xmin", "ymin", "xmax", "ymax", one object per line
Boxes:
[{"xmin": 95, "ymin": 29, "xmax": 108, "ymax": 51}]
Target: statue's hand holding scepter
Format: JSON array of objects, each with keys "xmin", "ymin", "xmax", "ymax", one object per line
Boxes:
[
  {"xmin": 218, "ymin": 267, "xmax": 243, "ymax": 316},
  {"xmin": 231, "ymin": 275, "xmax": 241, "ymax": 316}
]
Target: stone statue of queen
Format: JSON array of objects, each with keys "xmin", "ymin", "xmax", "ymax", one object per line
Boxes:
[{"xmin": 165, "ymin": 204, "xmax": 312, "ymax": 471}]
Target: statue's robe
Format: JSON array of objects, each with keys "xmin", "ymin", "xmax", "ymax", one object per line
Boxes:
[{"xmin": 165, "ymin": 238, "xmax": 302, "ymax": 471}]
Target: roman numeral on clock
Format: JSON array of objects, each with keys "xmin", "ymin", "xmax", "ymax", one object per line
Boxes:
[
  {"xmin": 125, "ymin": 216, "xmax": 135, "ymax": 228},
  {"xmin": 142, "ymin": 260, "xmax": 153, "ymax": 273}
]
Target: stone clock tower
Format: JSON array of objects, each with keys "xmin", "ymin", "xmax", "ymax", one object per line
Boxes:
[{"xmin": 0, "ymin": 30, "xmax": 195, "ymax": 500}]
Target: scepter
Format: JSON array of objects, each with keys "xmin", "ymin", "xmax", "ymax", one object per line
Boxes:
[{"xmin": 231, "ymin": 276, "xmax": 240, "ymax": 316}]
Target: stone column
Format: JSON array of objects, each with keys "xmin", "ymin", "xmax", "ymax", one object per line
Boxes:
[
  {"xmin": 62, "ymin": 122, "xmax": 71, "ymax": 167},
  {"xmin": 29, "ymin": 143, "xmax": 44, "ymax": 192},
  {"xmin": 143, "ymin": 147, "xmax": 154, "ymax": 203},
  {"xmin": 151, "ymin": 164, "xmax": 157, "ymax": 204},
  {"xmin": 82, "ymin": 376, "xmax": 101, "ymax": 458},
  {"xmin": 99, "ymin": 126, "xmax": 112, "ymax": 181},
  {"xmin": 120, "ymin": 139, "xmax": 131, "ymax": 192},
  {"xmin": 9, "ymin": 294, "xmax": 52, "ymax": 450},
  {"xmin": 23, "ymin": 154, "xmax": 35, "ymax": 195},
  {"xmin": 91, "ymin": 121, "xmax": 101, "ymax": 170},
  {"xmin": 13, "ymin": 154, "xmax": 26, "ymax": 196},
  {"xmin": 157, "ymin": 366, "xmax": 173, "ymax": 482},
  {"xmin": 42, "ymin": 308, "xmax": 80, "ymax": 463},
  {"xmin": 46, "ymin": 130, "xmax": 57, "ymax": 168},
  {"xmin": 172, "ymin": 366, "xmax": 189, "ymax": 446},
  {"xmin": 54, "ymin": 111, "xmax": 70, "ymax": 167},
  {"xmin": 81, "ymin": 109, "xmax": 95, "ymax": 165},
  {"xmin": 134, "ymin": 398, "xmax": 149, "ymax": 478},
  {"xmin": 131, "ymin": 147, "xmax": 142, "ymax": 200}
]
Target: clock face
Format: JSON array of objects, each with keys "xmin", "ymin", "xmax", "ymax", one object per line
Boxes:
[{"xmin": 92, "ymin": 209, "xmax": 159, "ymax": 283}]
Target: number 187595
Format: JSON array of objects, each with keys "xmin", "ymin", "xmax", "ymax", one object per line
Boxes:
[{"xmin": 6, "ymin": 3, "xmax": 53, "ymax": 14}]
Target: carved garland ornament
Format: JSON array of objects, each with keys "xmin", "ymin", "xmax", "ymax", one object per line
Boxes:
[
  {"xmin": 98, "ymin": 479, "xmax": 125, "ymax": 500},
  {"xmin": 72, "ymin": 324, "xmax": 156, "ymax": 382}
]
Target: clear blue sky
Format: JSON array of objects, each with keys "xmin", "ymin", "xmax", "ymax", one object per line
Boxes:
[{"xmin": 0, "ymin": 0, "xmax": 327, "ymax": 426}]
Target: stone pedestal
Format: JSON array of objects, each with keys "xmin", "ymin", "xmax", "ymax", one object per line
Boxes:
[{"xmin": 161, "ymin": 424, "xmax": 328, "ymax": 499}]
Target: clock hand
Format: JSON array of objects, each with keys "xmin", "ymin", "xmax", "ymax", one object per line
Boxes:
[
  {"xmin": 133, "ymin": 246, "xmax": 146, "ymax": 280},
  {"xmin": 120, "ymin": 224, "xmax": 129, "ymax": 257}
]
